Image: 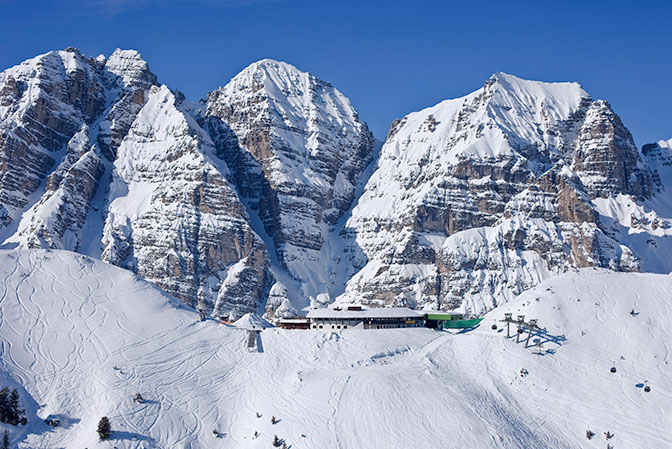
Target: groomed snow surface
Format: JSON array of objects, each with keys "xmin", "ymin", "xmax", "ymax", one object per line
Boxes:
[{"xmin": 0, "ymin": 250, "xmax": 670, "ymax": 448}]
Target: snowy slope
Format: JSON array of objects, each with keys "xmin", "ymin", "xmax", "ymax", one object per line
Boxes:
[
  {"xmin": 0, "ymin": 249, "xmax": 245, "ymax": 448},
  {"xmin": 1, "ymin": 250, "xmax": 670, "ymax": 448}
]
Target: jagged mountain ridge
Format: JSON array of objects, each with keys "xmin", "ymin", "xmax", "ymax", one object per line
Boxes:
[
  {"xmin": 202, "ymin": 59, "xmax": 375, "ymax": 311},
  {"xmin": 339, "ymin": 73, "xmax": 669, "ymax": 314},
  {"xmin": 0, "ymin": 48, "xmax": 274, "ymax": 317},
  {"xmin": 100, "ymin": 85, "xmax": 272, "ymax": 316},
  {"xmin": 0, "ymin": 48, "xmax": 154, "ymax": 246},
  {"xmin": 0, "ymin": 49, "xmax": 375, "ymax": 318},
  {"xmin": 0, "ymin": 49, "xmax": 670, "ymax": 318}
]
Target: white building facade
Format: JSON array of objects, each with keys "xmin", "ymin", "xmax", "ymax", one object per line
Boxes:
[{"xmin": 306, "ymin": 307, "xmax": 424, "ymax": 330}]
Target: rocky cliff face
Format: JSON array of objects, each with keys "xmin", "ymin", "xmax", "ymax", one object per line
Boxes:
[
  {"xmin": 0, "ymin": 49, "xmax": 275, "ymax": 318},
  {"xmin": 339, "ymin": 74, "xmax": 664, "ymax": 314},
  {"xmin": 203, "ymin": 59, "xmax": 375, "ymax": 306},
  {"xmin": 0, "ymin": 48, "xmax": 156, "ymax": 248},
  {"xmin": 12, "ymin": 124, "xmax": 104, "ymax": 249},
  {"xmin": 0, "ymin": 50, "xmax": 376, "ymax": 318},
  {"xmin": 0, "ymin": 49, "xmax": 105, "ymax": 231},
  {"xmin": 1, "ymin": 51, "xmax": 669, "ymax": 318},
  {"xmin": 100, "ymin": 86, "xmax": 271, "ymax": 315}
]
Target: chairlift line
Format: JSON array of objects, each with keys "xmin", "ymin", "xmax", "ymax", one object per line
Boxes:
[{"xmin": 500, "ymin": 313, "xmax": 541, "ymax": 347}]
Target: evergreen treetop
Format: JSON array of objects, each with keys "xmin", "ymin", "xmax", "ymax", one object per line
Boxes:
[
  {"xmin": 97, "ymin": 416, "xmax": 112, "ymax": 441},
  {"xmin": 1, "ymin": 430, "xmax": 9, "ymax": 449}
]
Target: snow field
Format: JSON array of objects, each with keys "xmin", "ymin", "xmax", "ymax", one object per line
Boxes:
[{"xmin": 0, "ymin": 250, "xmax": 670, "ymax": 448}]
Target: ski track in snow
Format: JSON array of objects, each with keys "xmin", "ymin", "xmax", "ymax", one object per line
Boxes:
[{"xmin": 0, "ymin": 250, "xmax": 670, "ymax": 448}]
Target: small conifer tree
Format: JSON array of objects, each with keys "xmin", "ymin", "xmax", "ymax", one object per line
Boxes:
[
  {"xmin": 8, "ymin": 389, "xmax": 23, "ymax": 425},
  {"xmin": 1, "ymin": 430, "xmax": 9, "ymax": 449},
  {"xmin": 0, "ymin": 387, "xmax": 8, "ymax": 423},
  {"xmin": 272, "ymin": 434, "xmax": 281, "ymax": 447},
  {"xmin": 97, "ymin": 416, "xmax": 112, "ymax": 441}
]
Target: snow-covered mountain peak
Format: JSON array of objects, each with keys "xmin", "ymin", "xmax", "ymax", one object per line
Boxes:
[
  {"xmin": 1, "ymin": 48, "xmax": 666, "ymax": 323},
  {"xmin": 384, "ymin": 73, "xmax": 592, "ymax": 166},
  {"xmin": 488, "ymin": 71, "xmax": 586, "ymax": 97},
  {"xmin": 203, "ymin": 58, "xmax": 375, "ymax": 309},
  {"xmin": 211, "ymin": 57, "xmax": 361, "ymax": 129},
  {"xmin": 104, "ymin": 48, "xmax": 157, "ymax": 88},
  {"xmin": 0, "ymin": 48, "xmax": 95, "ymax": 94},
  {"xmin": 343, "ymin": 72, "xmax": 656, "ymax": 312},
  {"xmin": 485, "ymin": 72, "xmax": 589, "ymax": 121},
  {"xmin": 244, "ymin": 58, "xmax": 307, "ymax": 80},
  {"xmin": 225, "ymin": 58, "xmax": 312, "ymax": 94}
]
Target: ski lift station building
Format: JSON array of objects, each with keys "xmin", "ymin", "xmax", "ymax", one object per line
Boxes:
[{"xmin": 306, "ymin": 306, "xmax": 425, "ymax": 330}]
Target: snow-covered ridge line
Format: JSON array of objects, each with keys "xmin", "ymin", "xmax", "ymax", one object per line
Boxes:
[
  {"xmin": 340, "ymin": 71, "xmax": 665, "ymax": 314},
  {"xmin": 0, "ymin": 47, "xmax": 670, "ymax": 320},
  {"xmin": 0, "ymin": 48, "xmax": 377, "ymax": 319}
]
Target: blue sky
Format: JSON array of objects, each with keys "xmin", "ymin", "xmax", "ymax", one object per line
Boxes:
[{"xmin": 0, "ymin": 0, "xmax": 669, "ymax": 144}]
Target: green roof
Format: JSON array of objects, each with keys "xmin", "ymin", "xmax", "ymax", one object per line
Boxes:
[
  {"xmin": 424, "ymin": 312, "xmax": 464, "ymax": 320},
  {"xmin": 441, "ymin": 318, "xmax": 483, "ymax": 329}
]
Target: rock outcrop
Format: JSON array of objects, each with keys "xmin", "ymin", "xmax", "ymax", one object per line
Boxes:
[
  {"xmin": 1, "ymin": 51, "xmax": 670, "ymax": 318},
  {"xmin": 0, "ymin": 49, "xmax": 106, "ymax": 229},
  {"xmin": 101, "ymin": 86, "xmax": 271, "ymax": 315},
  {"xmin": 0, "ymin": 49, "xmax": 276, "ymax": 318},
  {"xmin": 339, "ymin": 73, "xmax": 661, "ymax": 314},
  {"xmin": 203, "ymin": 59, "xmax": 375, "ymax": 303}
]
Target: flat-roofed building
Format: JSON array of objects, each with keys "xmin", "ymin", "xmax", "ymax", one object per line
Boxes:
[
  {"xmin": 306, "ymin": 306, "xmax": 424, "ymax": 330},
  {"xmin": 277, "ymin": 318, "xmax": 311, "ymax": 330},
  {"xmin": 424, "ymin": 312, "xmax": 464, "ymax": 329}
]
